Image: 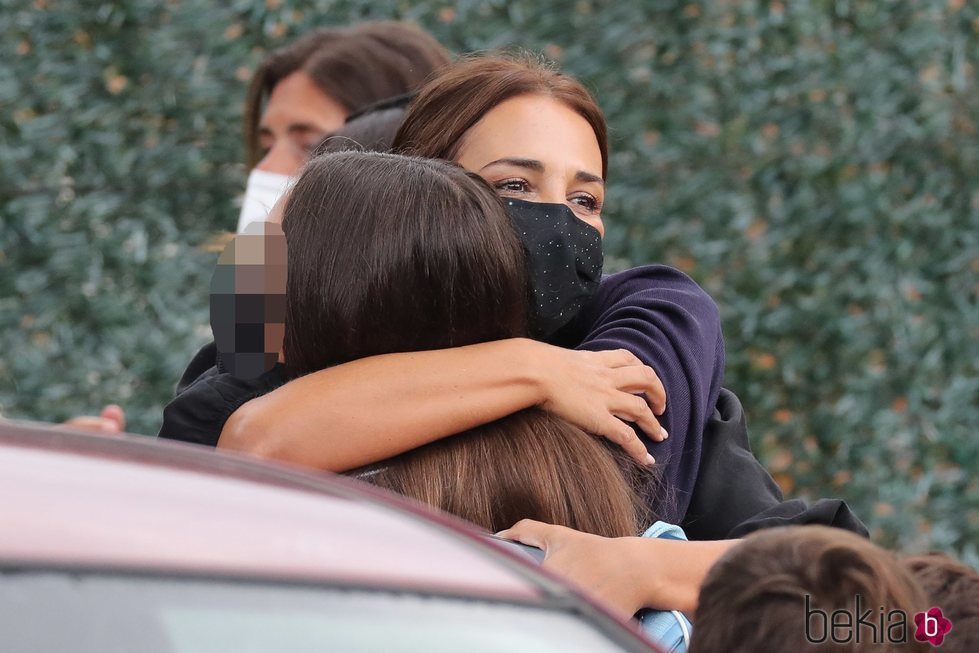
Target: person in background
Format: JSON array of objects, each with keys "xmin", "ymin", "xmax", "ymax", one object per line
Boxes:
[
  {"xmin": 237, "ymin": 21, "xmax": 450, "ymax": 231},
  {"xmin": 166, "ymin": 98, "xmax": 416, "ymax": 404},
  {"xmin": 73, "ymin": 21, "xmax": 450, "ymax": 429}
]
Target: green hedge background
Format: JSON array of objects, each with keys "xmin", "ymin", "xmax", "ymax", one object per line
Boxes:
[{"xmin": 2, "ymin": 0, "xmax": 977, "ymax": 559}]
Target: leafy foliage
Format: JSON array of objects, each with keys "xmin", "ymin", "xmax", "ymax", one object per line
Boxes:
[{"xmin": 2, "ymin": 0, "xmax": 976, "ymax": 559}]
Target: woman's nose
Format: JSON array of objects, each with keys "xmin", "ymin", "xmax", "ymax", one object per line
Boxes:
[{"xmin": 536, "ymin": 181, "xmax": 567, "ymax": 206}]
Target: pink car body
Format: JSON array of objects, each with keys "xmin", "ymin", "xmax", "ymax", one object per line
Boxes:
[{"xmin": 0, "ymin": 419, "xmax": 662, "ymax": 652}]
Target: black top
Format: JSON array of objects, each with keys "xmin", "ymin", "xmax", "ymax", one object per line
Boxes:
[
  {"xmin": 160, "ymin": 342, "xmax": 285, "ymax": 448},
  {"xmin": 682, "ymin": 387, "xmax": 867, "ymax": 539}
]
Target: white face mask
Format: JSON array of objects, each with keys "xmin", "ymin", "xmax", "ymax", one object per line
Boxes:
[{"xmin": 236, "ymin": 169, "xmax": 293, "ymax": 233}]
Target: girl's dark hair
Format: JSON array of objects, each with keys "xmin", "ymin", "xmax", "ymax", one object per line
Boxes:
[
  {"xmin": 281, "ymin": 151, "xmax": 653, "ymax": 536},
  {"xmin": 282, "ymin": 151, "xmax": 527, "ymax": 376},
  {"xmin": 244, "ymin": 21, "xmax": 450, "ymax": 167},
  {"xmin": 393, "ymin": 53, "xmax": 609, "ymax": 178}
]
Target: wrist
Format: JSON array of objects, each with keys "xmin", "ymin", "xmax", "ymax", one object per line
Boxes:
[
  {"xmin": 622, "ymin": 537, "xmax": 705, "ymax": 614},
  {"xmin": 621, "ymin": 537, "xmax": 668, "ymax": 611},
  {"xmin": 509, "ymin": 338, "xmax": 552, "ymax": 406}
]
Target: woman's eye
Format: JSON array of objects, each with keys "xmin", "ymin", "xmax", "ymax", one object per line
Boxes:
[
  {"xmin": 570, "ymin": 193, "xmax": 601, "ymax": 212},
  {"xmin": 493, "ymin": 178, "xmax": 530, "ymax": 194}
]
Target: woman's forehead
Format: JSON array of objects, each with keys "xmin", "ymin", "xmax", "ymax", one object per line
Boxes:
[{"xmin": 456, "ymin": 94, "xmax": 603, "ymax": 178}]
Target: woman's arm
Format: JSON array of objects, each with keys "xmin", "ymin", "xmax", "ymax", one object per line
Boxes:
[
  {"xmin": 499, "ymin": 519, "xmax": 738, "ymax": 618},
  {"xmin": 571, "ymin": 265, "xmax": 725, "ymax": 522},
  {"xmin": 219, "ymin": 338, "xmax": 666, "ymax": 470}
]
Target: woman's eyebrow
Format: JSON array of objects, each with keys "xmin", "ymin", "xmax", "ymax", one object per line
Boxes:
[
  {"xmin": 479, "ymin": 157, "xmax": 545, "ymax": 172},
  {"xmin": 480, "ymin": 158, "xmax": 604, "ymax": 186},
  {"xmin": 575, "ymin": 170, "xmax": 605, "ymax": 186},
  {"xmin": 258, "ymin": 122, "xmax": 324, "ymax": 137}
]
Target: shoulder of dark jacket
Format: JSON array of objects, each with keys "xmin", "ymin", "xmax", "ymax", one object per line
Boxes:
[
  {"xmin": 175, "ymin": 341, "xmax": 219, "ymax": 396},
  {"xmin": 159, "ymin": 363, "xmax": 286, "ymax": 447}
]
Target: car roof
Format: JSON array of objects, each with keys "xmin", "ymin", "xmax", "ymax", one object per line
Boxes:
[{"xmin": 0, "ymin": 420, "xmax": 550, "ymax": 602}]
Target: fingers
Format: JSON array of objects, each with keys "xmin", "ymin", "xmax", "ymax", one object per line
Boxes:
[
  {"xmin": 100, "ymin": 404, "xmax": 126, "ymax": 432},
  {"xmin": 497, "ymin": 518, "xmax": 554, "ymax": 550},
  {"xmin": 611, "ymin": 392, "xmax": 667, "ymax": 442},
  {"xmin": 595, "ymin": 349, "xmax": 668, "ymax": 416},
  {"xmin": 610, "ymin": 366, "xmax": 666, "ymax": 415},
  {"xmin": 599, "ymin": 414, "xmax": 656, "ymax": 465},
  {"xmin": 631, "ymin": 409, "xmax": 668, "ymax": 444},
  {"xmin": 63, "ymin": 416, "xmax": 122, "ymax": 434},
  {"xmin": 595, "ymin": 348, "xmax": 643, "ymax": 369}
]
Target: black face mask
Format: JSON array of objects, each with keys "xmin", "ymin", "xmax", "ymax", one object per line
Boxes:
[{"xmin": 505, "ymin": 199, "xmax": 604, "ymax": 340}]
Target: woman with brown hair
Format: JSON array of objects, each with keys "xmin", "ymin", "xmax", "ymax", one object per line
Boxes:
[
  {"xmin": 236, "ymin": 20, "xmax": 451, "ymax": 231},
  {"xmin": 164, "ymin": 100, "xmax": 666, "ymax": 473},
  {"xmin": 73, "ymin": 21, "xmax": 451, "ymax": 431}
]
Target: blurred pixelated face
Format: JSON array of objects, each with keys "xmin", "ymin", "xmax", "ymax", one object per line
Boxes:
[
  {"xmin": 256, "ymin": 71, "xmax": 348, "ymax": 175},
  {"xmin": 455, "ymin": 94, "xmax": 606, "ymax": 237},
  {"xmin": 210, "ymin": 221, "xmax": 287, "ymax": 378}
]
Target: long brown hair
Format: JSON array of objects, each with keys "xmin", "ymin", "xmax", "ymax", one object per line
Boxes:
[
  {"xmin": 366, "ymin": 409, "xmax": 649, "ymax": 537},
  {"xmin": 244, "ymin": 21, "xmax": 450, "ymax": 167},
  {"xmin": 282, "ymin": 151, "xmax": 652, "ymax": 536},
  {"xmin": 393, "ymin": 53, "xmax": 609, "ymax": 178}
]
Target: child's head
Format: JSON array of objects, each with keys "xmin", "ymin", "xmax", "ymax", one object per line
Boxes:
[
  {"xmin": 364, "ymin": 408, "xmax": 653, "ymax": 537},
  {"xmin": 903, "ymin": 552, "xmax": 979, "ymax": 653},
  {"xmin": 692, "ymin": 526, "xmax": 929, "ymax": 653},
  {"xmin": 282, "ymin": 150, "xmax": 528, "ymax": 379}
]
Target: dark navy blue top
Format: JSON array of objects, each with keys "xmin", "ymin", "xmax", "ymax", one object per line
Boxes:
[{"xmin": 562, "ymin": 265, "xmax": 725, "ymax": 521}]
